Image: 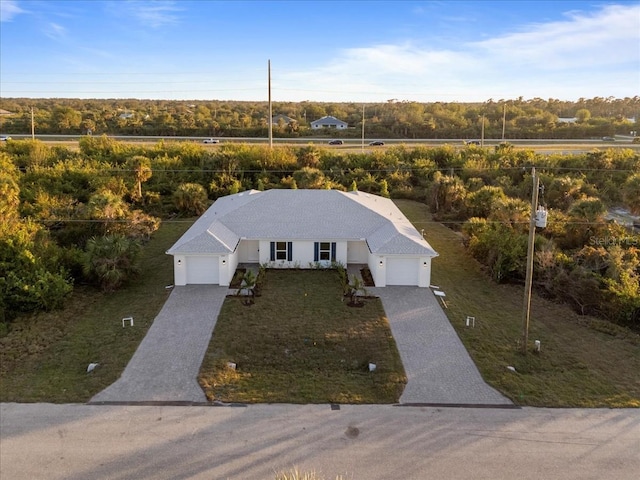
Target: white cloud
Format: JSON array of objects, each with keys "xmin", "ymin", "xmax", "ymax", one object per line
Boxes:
[
  {"xmin": 0, "ymin": 0, "xmax": 26, "ymax": 22},
  {"xmin": 121, "ymin": 0, "xmax": 182, "ymax": 28},
  {"xmin": 44, "ymin": 22, "xmax": 66, "ymax": 40},
  {"xmin": 277, "ymin": 3, "xmax": 640, "ymax": 102},
  {"xmin": 472, "ymin": 4, "xmax": 640, "ymax": 69}
]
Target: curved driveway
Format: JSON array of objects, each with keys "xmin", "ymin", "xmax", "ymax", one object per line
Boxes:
[{"xmin": 91, "ymin": 284, "xmax": 511, "ymax": 406}]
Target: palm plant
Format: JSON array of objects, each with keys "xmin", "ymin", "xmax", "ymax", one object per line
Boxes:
[
  {"xmin": 348, "ymin": 274, "xmax": 368, "ymax": 306},
  {"xmin": 82, "ymin": 235, "xmax": 141, "ymax": 292},
  {"xmin": 239, "ymin": 269, "xmax": 257, "ymax": 305}
]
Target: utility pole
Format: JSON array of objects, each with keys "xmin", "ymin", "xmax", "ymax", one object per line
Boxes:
[
  {"xmin": 31, "ymin": 107, "xmax": 35, "ymax": 140},
  {"xmin": 521, "ymin": 167, "xmax": 539, "ymax": 354},
  {"xmin": 268, "ymin": 60, "xmax": 272, "ymax": 149},
  {"xmin": 502, "ymin": 104, "xmax": 506, "ymax": 141},
  {"xmin": 361, "ymin": 104, "xmax": 365, "ymax": 152},
  {"xmin": 480, "ymin": 114, "xmax": 485, "ymax": 147}
]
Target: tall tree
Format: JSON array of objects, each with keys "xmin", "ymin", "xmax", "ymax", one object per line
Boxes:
[
  {"xmin": 125, "ymin": 155, "xmax": 153, "ymax": 200},
  {"xmin": 173, "ymin": 183, "xmax": 208, "ymax": 215}
]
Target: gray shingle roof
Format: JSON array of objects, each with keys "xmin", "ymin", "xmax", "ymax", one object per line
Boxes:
[
  {"xmin": 167, "ymin": 189, "xmax": 438, "ymax": 257},
  {"xmin": 310, "ymin": 115, "xmax": 348, "ymax": 126}
]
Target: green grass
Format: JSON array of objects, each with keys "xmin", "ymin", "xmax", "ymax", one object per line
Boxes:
[
  {"xmin": 0, "ymin": 220, "xmax": 192, "ymax": 403},
  {"xmin": 198, "ymin": 269, "xmax": 406, "ymax": 404},
  {"xmin": 395, "ymin": 199, "xmax": 640, "ymax": 407}
]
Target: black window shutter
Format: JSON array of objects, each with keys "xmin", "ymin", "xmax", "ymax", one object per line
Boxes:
[
  {"xmin": 270, "ymin": 242, "xmax": 275, "ymax": 261},
  {"xmin": 287, "ymin": 242, "xmax": 293, "ymax": 261},
  {"xmin": 331, "ymin": 242, "xmax": 336, "ymax": 261},
  {"xmin": 314, "ymin": 242, "xmax": 319, "ymax": 262}
]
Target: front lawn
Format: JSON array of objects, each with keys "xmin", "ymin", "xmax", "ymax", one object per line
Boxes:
[{"xmin": 198, "ymin": 269, "xmax": 406, "ymax": 404}]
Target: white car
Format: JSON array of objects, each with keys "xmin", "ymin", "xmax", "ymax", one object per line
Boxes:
[
  {"xmin": 203, "ymin": 138, "xmax": 220, "ymax": 144},
  {"xmin": 0, "ymin": 135, "xmax": 11, "ymax": 141}
]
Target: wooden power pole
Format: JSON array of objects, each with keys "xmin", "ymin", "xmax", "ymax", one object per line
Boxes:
[
  {"xmin": 268, "ymin": 60, "xmax": 272, "ymax": 149},
  {"xmin": 521, "ymin": 167, "xmax": 539, "ymax": 354}
]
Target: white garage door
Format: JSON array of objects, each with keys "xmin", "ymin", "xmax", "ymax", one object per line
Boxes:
[
  {"xmin": 186, "ymin": 256, "xmax": 219, "ymax": 284},
  {"xmin": 386, "ymin": 257, "xmax": 419, "ymax": 286}
]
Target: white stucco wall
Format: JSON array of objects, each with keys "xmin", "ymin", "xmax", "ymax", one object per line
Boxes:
[
  {"xmin": 257, "ymin": 240, "xmax": 347, "ymax": 267},
  {"xmin": 418, "ymin": 257, "xmax": 432, "ymax": 288},
  {"xmin": 311, "ymin": 123, "xmax": 347, "ymax": 130},
  {"xmin": 368, "ymin": 254, "xmax": 386, "ymax": 287},
  {"xmin": 174, "ymin": 245, "xmax": 433, "ymax": 288},
  {"xmin": 218, "ymin": 253, "xmax": 239, "ymax": 287},
  {"xmin": 173, "ymin": 255, "xmax": 187, "ymax": 286}
]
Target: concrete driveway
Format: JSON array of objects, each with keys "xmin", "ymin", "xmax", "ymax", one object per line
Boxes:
[
  {"xmin": 373, "ymin": 286, "xmax": 512, "ymax": 405},
  {"xmin": 91, "ymin": 285, "xmax": 228, "ymax": 404}
]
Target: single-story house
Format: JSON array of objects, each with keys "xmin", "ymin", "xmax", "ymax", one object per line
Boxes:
[
  {"xmin": 310, "ymin": 116, "xmax": 348, "ymax": 130},
  {"xmin": 166, "ymin": 189, "xmax": 438, "ymax": 288}
]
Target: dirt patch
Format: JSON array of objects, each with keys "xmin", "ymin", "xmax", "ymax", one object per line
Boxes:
[
  {"xmin": 229, "ymin": 268, "xmax": 246, "ymax": 288},
  {"xmin": 360, "ymin": 268, "xmax": 375, "ymax": 287}
]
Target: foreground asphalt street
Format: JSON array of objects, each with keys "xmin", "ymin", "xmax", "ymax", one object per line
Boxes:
[{"xmin": 1, "ymin": 403, "xmax": 639, "ymax": 480}]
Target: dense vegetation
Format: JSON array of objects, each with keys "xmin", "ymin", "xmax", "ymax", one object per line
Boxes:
[
  {"xmin": 1, "ymin": 96, "xmax": 639, "ymax": 139},
  {"xmin": 1, "ymin": 136, "xmax": 638, "ymax": 331}
]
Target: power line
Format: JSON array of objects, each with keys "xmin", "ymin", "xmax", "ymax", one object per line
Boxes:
[
  {"xmin": 19, "ymin": 166, "xmax": 640, "ymax": 174},
  {"xmin": 7, "ymin": 217, "xmax": 636, "ymax": 228}
]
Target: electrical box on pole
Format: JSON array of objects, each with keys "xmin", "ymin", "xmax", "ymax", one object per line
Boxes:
[{"xmin": 535, "ymin": 206, "xmax": 547, "ymax": 228}]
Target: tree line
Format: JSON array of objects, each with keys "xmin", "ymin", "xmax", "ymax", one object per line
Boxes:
[
  {"xmin": 1, "ymin": 137, "xmax": 639, "ymax": 329},
  {"xmin": 1, "ymin": 96, "xmax": 639, "ymax": 140}
]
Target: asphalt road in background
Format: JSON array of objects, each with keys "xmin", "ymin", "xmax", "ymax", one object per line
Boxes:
[
  {"xmin": 5, "ymin": 134, "xmax": 638, "ymax": 146},
  {"xmin": 1, "ymin": 403, "xmax": 638, "ymax": 480}
]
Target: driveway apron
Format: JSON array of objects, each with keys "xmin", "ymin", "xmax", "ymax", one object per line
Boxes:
[
  {"xmin": 373, "ymin": 286, "xmax": 512, "ymax": 405},
  {"xmin": 91, "ymin": 285, "xmax": 227, "ymax": 403}
]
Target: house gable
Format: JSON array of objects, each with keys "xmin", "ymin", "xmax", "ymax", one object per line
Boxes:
[{"xmin": 310, "ymin": 115, "xmax": 348, "ymax": 129}]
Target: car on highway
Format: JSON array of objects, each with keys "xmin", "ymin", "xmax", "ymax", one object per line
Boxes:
[
  {"xmin": 328, "ymin": 139, "xmax": 344, "ymax": 145},
  {"xmin": 369, "ymin": 141, "xmax": 384, "ymax": 146},
  {"xmin": 602, "ymin": 136, "xmax": 616, "ymax": 141},
  {"xmin": 0, "ymin": 135, "xmax": 11, "ymax": 141},
  {"xmin": 203, "ymin": 138, "xmax": 220, "ymax": 144},
  {"xmin": 465, "ymin": 140, "xmax": 481, "ymax": 145}
]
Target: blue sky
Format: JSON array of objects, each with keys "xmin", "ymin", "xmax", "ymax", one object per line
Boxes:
[{"xmin": 1, "ymin": 0, "xmax": 639, "ymax": 102}]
